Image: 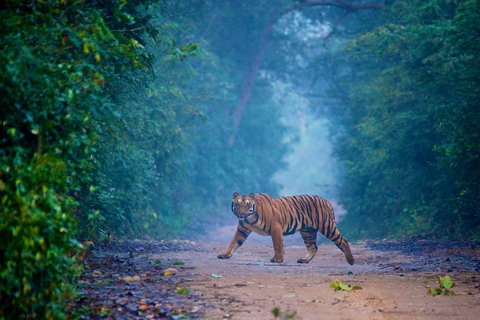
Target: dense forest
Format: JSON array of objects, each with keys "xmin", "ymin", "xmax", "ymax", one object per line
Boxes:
[{"xmin": 1, "ymin": 0, "xmax": 479, "ymax": 318}]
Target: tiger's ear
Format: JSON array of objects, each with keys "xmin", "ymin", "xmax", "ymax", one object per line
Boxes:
[
  {"xmin": 233, "ymin": 192, "xmax": 240, "ymax": 198},
  {"xmin": 248, "ymin": 193, "xmax": 255, "ymax": 199}
]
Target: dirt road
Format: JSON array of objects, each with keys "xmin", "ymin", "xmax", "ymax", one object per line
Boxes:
[
  {"xmin": 167, "ymin": 226, "xmax": 480, "ymax": 320},
  {"xmin": 74, "ymin": 226, "xmax": 480, "ymax": 320}
]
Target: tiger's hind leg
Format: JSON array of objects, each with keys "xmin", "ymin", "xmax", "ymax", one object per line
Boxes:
[
  {"xmin": 297, "ymin": 229, "xmax": 318, "ymax": 264},
  {"xmin": 322, "ymin": 220, "xmax": 354, "ymax": 265}
]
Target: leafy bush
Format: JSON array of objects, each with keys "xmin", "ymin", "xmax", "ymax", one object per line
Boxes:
[
  {"xmin": 0, "ymin": 0, "xmax": 159, "ymax": 317},
  {"xmin": 0, "ymin": 154, "xmax": 79, "ymax": 319}
]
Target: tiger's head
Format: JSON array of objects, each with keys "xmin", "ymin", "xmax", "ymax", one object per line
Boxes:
[{"xmin": 232, "ymin": 192, "xmax": 258, "ymax": 224}]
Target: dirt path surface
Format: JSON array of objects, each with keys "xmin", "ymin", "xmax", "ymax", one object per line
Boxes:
[
  {"xmin": 73, "ymin": 227, "xmax": 480, "ymax": 320},
  {"xmin": 171, "ymin": 235, "xmax": 480, "ymax": 320}
]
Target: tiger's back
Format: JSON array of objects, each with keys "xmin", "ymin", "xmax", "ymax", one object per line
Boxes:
[{"xmin": 271, "ymin": 194, "xmax": 335, "ymax": 235}]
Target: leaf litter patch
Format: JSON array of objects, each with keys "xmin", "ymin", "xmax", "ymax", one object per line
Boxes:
[
  {"xmin": 67, "ymin": 238, "xmax": 207, "ymax": 319},
  {"xmin": 366, "ymin": 238, "xmax": 480, "ymax": 273}
]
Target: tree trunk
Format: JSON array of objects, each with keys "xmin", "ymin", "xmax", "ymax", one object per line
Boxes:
[{"xmin": 228, "ymin": 6, "xmax": 278, "ymax": 146}]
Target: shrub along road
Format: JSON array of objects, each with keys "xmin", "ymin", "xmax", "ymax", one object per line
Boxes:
[{"xmin": 71, "ymin": 232, "xmax": 480, "ymax": 319}]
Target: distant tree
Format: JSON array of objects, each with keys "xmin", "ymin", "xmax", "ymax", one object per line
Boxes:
[{"xmin": 331, "ymin": 0, "xmax": 480, "ymax": 239}]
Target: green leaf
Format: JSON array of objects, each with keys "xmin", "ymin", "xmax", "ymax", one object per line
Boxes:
[
  {"xmin": 443, "ymin": 289, "xmax": 455, "ymax": 296},
  {"xmin": 427, "ymin": 288, "xmax": 443, "ymax": 296},
  {"xmin": 154, "ymin": 259, "xmax": 161, "ymax": 265},
  {"xmin": 176, "ymin": 287, "xmax": 190, "ymax": 294},
  {"xmin": 330, "ymin": 280, "xmax": 352, "ymax": 291},
  {"xmin": 438, "ymin": 276, "xmax": 454, "ymax": 289},
  {"xmin": 272, "ymin": 307, "xmax": 281, "ymax": 317},
  {"xmin": 173, "ymin": 261, "xmax": 185, "ymax": 266},
  {"xmin": 211, "ymin": 274, "xmax": 224, "ymax": 278}
]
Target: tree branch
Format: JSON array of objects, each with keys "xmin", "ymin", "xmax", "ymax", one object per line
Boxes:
[{"xmin": 323, "ymin": 10, "xmax": 351, "ymax": 49}]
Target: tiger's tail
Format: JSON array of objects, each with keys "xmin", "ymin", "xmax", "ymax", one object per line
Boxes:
[
  {"xmin": 328, "ymin": 229, "xmax": 354, "ymax": 265},
  {"xmin": 321, "ymin": 205, "xmax": 354, "ymax": 265},
  {"xmin": 339, "ymin": 237, "xmax": 354, "ymax": 265}
]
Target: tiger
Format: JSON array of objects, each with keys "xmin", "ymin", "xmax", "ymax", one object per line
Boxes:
[{"xmin": 217, "ymin": 192, "xmax": 354, "ymax": 265}]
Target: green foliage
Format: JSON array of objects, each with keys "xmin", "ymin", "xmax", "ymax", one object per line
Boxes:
[
  {"xmin": 329, "ymin": 279, "xmax": 362, "ymax": 292},
  {"xmin": 175, "ymin": 287, "xmax": 190, "ymax": 295},
  {"xmin": 0, "ymin": 154, "xmax": 79, "ymax": 319},
  {"xmin": 272, "ymin": 307, "xmax": 281, "ymax": 317},
  {"xmin": 438, "ymin": 276, "xmax": 454, "ymax": 289},
  {"xmin": 272, "ymin": 307, "xmax": 297, "ymax": 319},
  {"xmin": 332, "ymin": 0, "xmax": 480, "ymax": 239},
  {"xmin": 428, "ymin": 275, "xmax": 455, "ymax": 296},
  {"xmin": 1, "ymin": 0, "xmax": 160, "ymax": 317}
]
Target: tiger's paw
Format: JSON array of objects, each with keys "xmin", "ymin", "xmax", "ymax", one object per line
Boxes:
[
  {"xmin": 296, "ymin": 258, "xmax": 310, "ymax": 264},
  {"xmin": 217, "ymin": 253, "xmax": 232, "ymax": 259},
  {"xmin": 270, "ymin": 257, "xmax": 284, "ymax": 263}
]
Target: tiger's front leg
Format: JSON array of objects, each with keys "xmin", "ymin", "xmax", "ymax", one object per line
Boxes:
[
  {"xmin": 269, "ymin": 224, "xmax": 284, "ymax": 263},
  {"xmin": 217, "ymin": 222, "xmax": 251, "ymax": 259}
]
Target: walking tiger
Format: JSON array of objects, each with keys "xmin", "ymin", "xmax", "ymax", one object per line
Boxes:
[{"xmin": 217, "ymin": 192, "xmax": 354, "ymax": 265}]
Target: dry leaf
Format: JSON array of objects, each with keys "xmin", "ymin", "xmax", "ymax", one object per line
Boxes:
[
  {"xmin": 163, "ymin": 268, "xmax": 178, "ymax": 276},
  {"xmin": 123, "ymin": 275, "xmax": 141, "ymax": 282}
]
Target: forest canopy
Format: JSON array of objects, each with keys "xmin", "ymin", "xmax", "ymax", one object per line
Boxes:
[{"xmin": 1, "ymin": 0, "xmax": 479, "ymax": 318}]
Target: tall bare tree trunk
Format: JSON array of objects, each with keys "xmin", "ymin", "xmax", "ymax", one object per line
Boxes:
[{"xmin": 228, "ymin": 6, "xmax": 278, "ymax": 146}]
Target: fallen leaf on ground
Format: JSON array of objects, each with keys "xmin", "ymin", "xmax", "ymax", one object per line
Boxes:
[
  {"xmin": 123, "ymin": 275, "xmax": 141, "ymax": 282},
  {"xmin": 173, "ymin": 261, "xmax": 185, "ymax": 265},
  {"xmin": 427, "ymin": 288, "xmax": 443, "ymax": 296},
  {"xmin": 211, "ymin": 274, "xmax": 224, "ymax": 278},
  {"xmin": 438, "ymin": 276, "xmax": 454, "ymax": 289},
  {"xmin": 176, "ymin": 287, "xmax": 191, "ymax": 294},
  {"xmin": 163, "ymin": 268, "xmax": 178, "ymax": 276},
  {"xmin": 443, "ymin": 289, "xmax": 455, "ymax": 296},
  {"xmin": 330, "ymin": 279, "xmax": 362, "ymax": 291}
]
